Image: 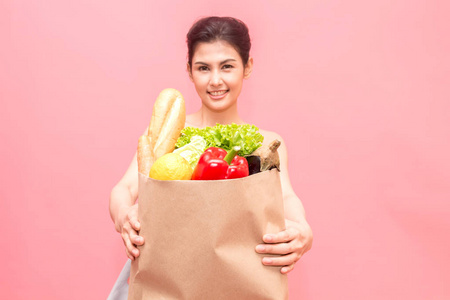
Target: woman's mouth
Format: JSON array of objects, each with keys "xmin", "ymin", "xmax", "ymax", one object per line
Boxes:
[{"xmin": 208, "ymin": 90, "xmax": 229, "ymax": 100}]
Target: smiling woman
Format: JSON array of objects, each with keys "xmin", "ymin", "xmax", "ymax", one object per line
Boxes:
[
  {"xmin": 186, "ymin": 16, "xmax": 253, "ymax": 120},
  {"xmin": 108, "ymin": 16, "xmax": 313, "ymax": 299},
  {"xmin": 187, "ymin": 40, "xmax": 253, "ymax": 114}
]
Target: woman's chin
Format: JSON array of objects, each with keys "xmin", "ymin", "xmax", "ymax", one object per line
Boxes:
[{"xmin": 203, "ymin": 100, "xmax": 235, "ymax": 113}]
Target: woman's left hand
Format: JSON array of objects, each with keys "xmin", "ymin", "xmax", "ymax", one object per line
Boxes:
[{"xmin": 255, "ymin": 218, "xmax": 313, "ymax": 274}]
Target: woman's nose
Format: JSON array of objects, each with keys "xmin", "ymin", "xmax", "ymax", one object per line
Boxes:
[{"xmin": 209, "ymin": 71, "xmax": 222, "ymax": 86}]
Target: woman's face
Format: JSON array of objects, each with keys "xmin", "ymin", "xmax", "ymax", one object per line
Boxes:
[{"xmin": 188, "ymin": 40, "xmax": 252, "ymax": 112}]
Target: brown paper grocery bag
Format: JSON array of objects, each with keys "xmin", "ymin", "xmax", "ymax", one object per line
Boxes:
[{"xmin": 128, "ymin": 169, "xmax": 288, "ymax": 300}]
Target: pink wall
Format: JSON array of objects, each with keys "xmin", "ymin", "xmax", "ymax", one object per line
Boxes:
[{"xmin": 1, "ymin": 0, "xmax": 449, "ymax": 299}]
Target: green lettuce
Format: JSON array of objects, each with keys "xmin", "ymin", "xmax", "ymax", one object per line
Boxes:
[
  {"xmin": 173, "ymin": 136, "xmax": 207, "ymax": 169},
  {"xmin": 175, "ymin": 123, "xmax": 264, "ymax": 156}
]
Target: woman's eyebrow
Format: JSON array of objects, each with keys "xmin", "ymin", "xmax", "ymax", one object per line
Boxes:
[
  {"xmin": 194, "ymin": 59, "xmax": 237, "ymax": 65},
  {"xmin": 220, "ymin": 59, "xmax": 237, "ymax": 64}
]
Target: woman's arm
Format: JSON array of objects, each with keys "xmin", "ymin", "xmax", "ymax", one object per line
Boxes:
[
  {"xmin": 255, "ymin": 133, "xmax": 313, "ymax": 274},
  {"xmin": 109, "ymin": 152, "xmax": 139, "ymax": 231},
  {"xmin": 278, "ymin": 136, "xmax": 306, "ymax": 222},
  {"xmin": 109, "ymin": 149, "xmax": 145, "ymax": 260}
]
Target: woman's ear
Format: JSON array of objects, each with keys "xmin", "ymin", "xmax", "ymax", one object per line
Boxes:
[
  {"xmin": 187, "ymin": 63, "xmax": 194, "ymax": 82},
  {"xmin": 244, "ymin": 57, "xmax": 253, "ymax": 79}
]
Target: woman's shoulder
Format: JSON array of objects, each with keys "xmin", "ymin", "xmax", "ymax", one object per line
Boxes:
[
  {"xmin": 258, "ymin": 128, "xmax": 289, "ymax": 162},
  {"xmin": 258, "ymin": 128, "xmax": 284, "ymax": 146}
]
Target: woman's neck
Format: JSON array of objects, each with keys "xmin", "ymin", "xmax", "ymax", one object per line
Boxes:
[{"xmin": 187, "ymin": 103, "xmax": 245, "ymax": 128}]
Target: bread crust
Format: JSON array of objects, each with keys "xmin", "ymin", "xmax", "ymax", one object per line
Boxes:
[
  {"xmin": 148, "ymin": 88, "xmax": 186, "ymax": 160},
  {"xmin": 137, "ymin": 135, "xmax": 154, "ymax": 175},
  {"xmin": 137, "ymin": 88, "xmax": 186, "ymax": 176}
]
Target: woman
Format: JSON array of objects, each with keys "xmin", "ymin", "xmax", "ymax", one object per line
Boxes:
[{"xmin": 108, "ymin": 16, "xmax": 313, "ymax": 298}]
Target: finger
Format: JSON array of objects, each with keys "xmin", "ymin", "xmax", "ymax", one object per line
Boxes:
[
  {"xmin": 127, "ymin": 206, "xmax": 140, "ymax": 231},
  {"xmin": 255, "ymin": 242, "xmax": 293, "ymax": 255},
  {"xmin": 122, "ymin": 229, "xmax": 140, "ymax": 258},
  {"xmin": 125, "ymin": 247, "xmax": 135, "ymax": 261},
  {"xmin": 263, "ymin": 227, "xmax": 298, "ymax": 244},
  {"xmin": 281, "ymin": 263, "xmax": 295, "ymax": 274},
  {"xmin": 262, "ymin": 252, "xmax": 299, "ymax": 267},
  {"xmin": 131, "ymin": 220, "xmax": 141, "ymax": 232},
  {"xmin": 127, "ymin": 219, "xmax": 144, "ymax": 245},
  {"xmin": 122, "ymin": 236, "xmax": 135, "ymax": 261},
  {"xmin": 129, "ymin": 230, "xmax": 145, "ymax": 246}
]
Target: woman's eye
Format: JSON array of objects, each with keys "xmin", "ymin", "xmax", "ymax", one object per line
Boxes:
[
  {"xmin": 198, "ymin": 66, "xmax": 209, "ymax": 71},
  {"xmin": 222, "ymin": 64, "xmax": 234, "ymax": 69}
]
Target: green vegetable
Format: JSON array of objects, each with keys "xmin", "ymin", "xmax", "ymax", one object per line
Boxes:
[
  {"xmin": 175, "ymin": 123, "xmax": 264, "ymax": 156},
  {"xmin": 173, "ymin": 136, "xmax": 207, "ymax": 169}
]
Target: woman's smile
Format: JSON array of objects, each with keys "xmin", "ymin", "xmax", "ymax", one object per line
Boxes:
[{"xmin": 208, "ymin": 89, "xmax": 229, "ymax": 100}]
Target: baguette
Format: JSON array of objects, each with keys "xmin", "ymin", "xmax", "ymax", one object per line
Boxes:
[
  {"xmin": 136, "ymin": 88, "xmax": 186, "ymax": 176},
  {"xmin": 137, "ymin": 135, "xmax": 153, "ymax": 175},
  {"xmin": 148, "ymin": 88, "xmax": 186, "ymax": 160}
]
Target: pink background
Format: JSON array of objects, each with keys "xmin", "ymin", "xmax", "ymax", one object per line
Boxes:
[{"xmin": 1, "ymin": 0, "xmax": 449, "ymax": 299}]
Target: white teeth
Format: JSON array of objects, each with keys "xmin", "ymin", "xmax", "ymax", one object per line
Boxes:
[{"xmin": 210, "ymin": 90, "xmax": 227, "ymax": 96}]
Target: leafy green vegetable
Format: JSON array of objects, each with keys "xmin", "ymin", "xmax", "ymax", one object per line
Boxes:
[
  {"xmin": 173, "ymin": 136, "xmax": 207, "ymax": 169},
  {"xmin": 175, "ymin": 123, "xmax": 264, "ymax": 156}
]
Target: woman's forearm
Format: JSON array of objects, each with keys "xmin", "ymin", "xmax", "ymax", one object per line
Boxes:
[
  {"xmin": 283, "ymin": 194, "xmax": 306, "ymax": 224},
  {"xmin": 109, "ymin": 184, "xmax": 136, "ymax": 232},
  {"xmin": 110, "ymin": 152, "xmax": 140, "ymax": 232}
]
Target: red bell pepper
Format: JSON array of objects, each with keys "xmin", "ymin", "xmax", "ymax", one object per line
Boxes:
[{"xmin": 192, "ymin": 146, "xmax": 249, "ymax": 180}]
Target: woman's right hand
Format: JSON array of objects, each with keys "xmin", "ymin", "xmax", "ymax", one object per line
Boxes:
[{"xmin": 117, "ymin": 203, "xmax": 145, "ymax": 260}]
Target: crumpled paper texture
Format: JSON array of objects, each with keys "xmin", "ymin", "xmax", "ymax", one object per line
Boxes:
[{"xmin": 128, "ymin": 169, "xmax": 288, "ymax": 300}]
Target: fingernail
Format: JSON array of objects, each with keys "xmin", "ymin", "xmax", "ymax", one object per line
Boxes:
[
  {"xmin": 256, "ymin": 245, "xmax": 265, "ymax": 252},
  {"xmin": 133, "ymin": 250, "xmax": 139, "ymax": 256},
  {"xmin": 264, "ymin": 235, "xmax": 272, "ymax": 242},
  {"xmin": 135, "ymin": 222, "xmax": 140, "ymax": 228},
  {"xmin": 136, "ymin": 237, "xmax": 141, "ymax": 243}
]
